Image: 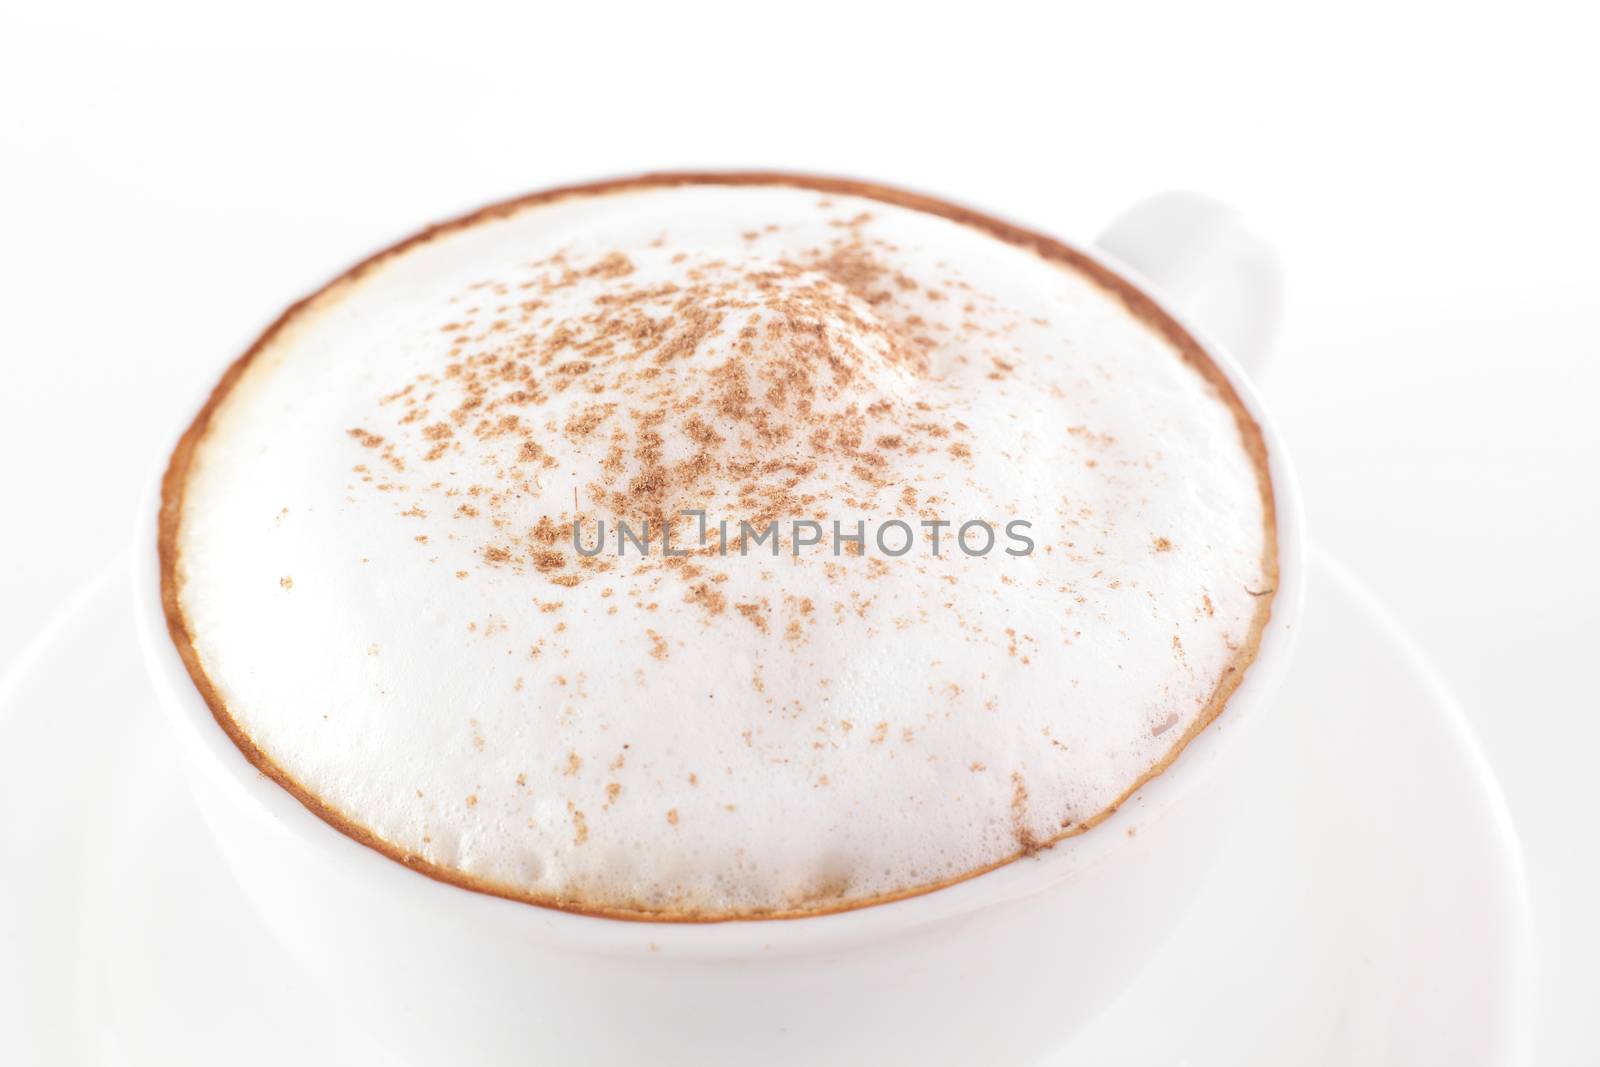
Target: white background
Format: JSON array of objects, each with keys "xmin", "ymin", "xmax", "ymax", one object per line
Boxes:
[{"xmin": 2, "ymin": 2, "xmax": 1595, "ymax": 1062}]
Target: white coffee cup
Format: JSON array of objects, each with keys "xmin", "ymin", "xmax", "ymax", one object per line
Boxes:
[{"xmin": 134, "ymin": 187, "xmax": 1304, "ymax": 1066}]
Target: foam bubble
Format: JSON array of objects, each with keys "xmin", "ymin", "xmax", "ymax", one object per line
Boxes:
[{"xmin": 167, "ymin": 179, "xmax": 1275, "ymax": 917}]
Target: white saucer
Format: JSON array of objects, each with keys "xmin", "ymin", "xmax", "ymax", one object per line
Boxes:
[{"xmin": 0, "ymin": 550, "xmax": 1533, "ymax": 1066}]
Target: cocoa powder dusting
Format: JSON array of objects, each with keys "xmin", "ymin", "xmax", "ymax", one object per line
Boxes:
[{"xmin": 346, "ymin": 212, "xmax": 988, "ymax": 648}]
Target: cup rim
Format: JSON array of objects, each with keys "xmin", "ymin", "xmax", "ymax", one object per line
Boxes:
[{"xmin": 132, "ymin": 170, "xmax": 1307, "ymax": 957}]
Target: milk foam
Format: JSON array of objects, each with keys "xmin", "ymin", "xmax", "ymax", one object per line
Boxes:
[{"xmin": 169, "ymin": 180, "xmax": 1275, "ymax": 917}]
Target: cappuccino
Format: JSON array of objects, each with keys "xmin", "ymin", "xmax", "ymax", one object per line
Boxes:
[{"xmin": 159, "ymin": 175, "xmax": 1277, "ymax": 919}]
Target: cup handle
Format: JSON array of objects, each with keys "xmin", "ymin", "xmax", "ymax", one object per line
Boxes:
[{"xmin": 1095, "ymin": 191, "xmax": 1284, "ymax": 376}]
